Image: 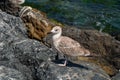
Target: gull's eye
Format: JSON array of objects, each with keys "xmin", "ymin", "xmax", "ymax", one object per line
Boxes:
[{"xmin": 55, "ymin": 29, "xmax": 58, "ymax": 31}]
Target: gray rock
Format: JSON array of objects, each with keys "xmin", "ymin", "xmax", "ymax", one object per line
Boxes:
[
  {"xmin": 0, "ymin": 66, "xmax": 26, "ymax": 80},
  {"xmin": 0, "ymin": 11, "xmax": 56, "ymax": 62},
  {"xmin": 63, "ymin": 26, "xmax": 120, "ymax": 72},
  {"xmin": 37, "ymin": 61, "xmax": 111, "ymax": 80},
  {"xmin": 0, "ymin": 11, "xmax": 56, "ymax": 80},
  {"xmin": 112, "ymin": 72, "xmax": 120, "ymax": 80},
  {"xmin": 0, "ymin": 59, "xmax": 33, "ymax": 80}
]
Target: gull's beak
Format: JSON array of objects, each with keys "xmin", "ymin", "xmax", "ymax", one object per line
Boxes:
[
  {"xmin": 47, "ymin": 32, "xmax": 52, "ymax": 34},
  {"xmin": 50, "ymin": 29, "xmax": 55, "ymax": 33},
  {"xmin": 47, "ymin": 30, "xmax": 53, "ymax": 34}
]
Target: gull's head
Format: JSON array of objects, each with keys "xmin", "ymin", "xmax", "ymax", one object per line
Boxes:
[
  {"xmin": 50, "ymin": 26, "xmax": 62, "ymax": 40},
  {"xmin": 51, "ymin": 26, "xmax": 62, "ymax": 34}
]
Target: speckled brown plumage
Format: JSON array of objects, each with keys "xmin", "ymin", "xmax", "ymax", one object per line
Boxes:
[
  {"xmin": 54, "ymin": 36, "xmax": 90, "ymax": 57},
  {"xmin": 51, "ymin": 26, "xmax": 90, "ymax": 66}
]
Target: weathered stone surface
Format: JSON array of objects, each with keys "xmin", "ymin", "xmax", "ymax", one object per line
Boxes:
[
  {"xmin": 0, "ymin": 10, "xmax": 55, "ymax": 61},
  {"xmin": 116, "ymin": 34, "xmax": 120, "ymax": 41},
  {"xmin": 0, "ymin": 66, "xmax": 27, "ymax": 80},
  {"xmin": 20, "ymin": 6, "xmax": 53, "ymax": 42},
  {"xmin": 61, "ymin": 25, "xmax": 120, "ymax": 76},
  {"xmin": 0, "ymin": 0, "xmax": 21, "ymax": 16},
  {"xmin": 63, "ymin": 25, "xmax": 120, "ymax": 57},
  {"xmin": 0, "ymin": 11, "xmax": 55, "ymax": 80},
  {"xmin": 37, "ymin": 61, "xmax": 111, "ymax": 80},
  {"xmin": 110, "ymin": 30, "xmax": 120, "ymax": 41},
  {"xmin": 46, "ymin": 25, "xmax": 120, "ymax": 76},
  {"xmin": 0, "ymin": 59, "xmax": 33, "ymax": 80},
  {"xmin": 112, "ymin": 72, "xmax": 120, "ymax": 80}
]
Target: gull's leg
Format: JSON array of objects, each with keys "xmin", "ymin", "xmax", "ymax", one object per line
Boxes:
[
  {"xmin": 58, "ymin": 59, "xmax": 67, "ymax": 66},
  {"xmin": 58, "ymin": 55, "xmax": 68, "ymax": 66}
]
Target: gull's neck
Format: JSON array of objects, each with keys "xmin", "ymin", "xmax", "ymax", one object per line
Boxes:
[{"xmin": 52, "ymin": 31, "xmax": 62, "ymax": 41}]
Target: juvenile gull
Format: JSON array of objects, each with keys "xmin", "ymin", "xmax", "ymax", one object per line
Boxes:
[{"xmin": 51, "ymin": 26, "xmax": 90, "ymax": 66}]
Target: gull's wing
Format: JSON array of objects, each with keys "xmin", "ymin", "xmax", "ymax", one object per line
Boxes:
[{"xmin": 57, "ymin": 36, "xmax": 90, "ymax": 56}]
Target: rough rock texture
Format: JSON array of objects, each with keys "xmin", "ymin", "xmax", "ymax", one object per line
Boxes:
[
  {"xmin": 63, "ymin": 26, "xmax": 120, "ymax": 57},
  {"xmin": 112, "ymin": 72, "xmax": 120, "ymax": 80},
  {"xmin": 63, "ymin": 26, "xmax": 120, "ymax": 76},
  {"xmin": 0, "ymin": 66, "xmax": 27, "ymax": 80},
  {"xmin": 116, "ymin": 34, "xmax": 120, "ymax": 41},
  {"xmin": 0, "ymin": 0, "xmax": 21, "ymax": 16},
  {"xmin": 111, "ymin": 31, "xmax": 120, "ymax": 41},
  {"xmin": 0, "ymin": 10, "xmax": 118, "ymax": 80},
  {"xmin": 20, "ymin": 7, "xmax": 53, "ymax": 42},
  {"xmin": 0, "ymin": 11, "xmax": 55, "ymax": 80},
  {"xmin": 37, "ymin": 61, "xmax": 111, "ymax": 80}
]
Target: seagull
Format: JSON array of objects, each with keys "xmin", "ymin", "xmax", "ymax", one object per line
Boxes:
[{"xmin": 50, "ymin": 26, "xmax": 91, "ymax": 66}]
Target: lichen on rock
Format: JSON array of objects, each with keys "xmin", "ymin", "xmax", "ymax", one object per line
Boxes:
[{"xmin": 20, "ymin": 7, "xmax": 53, "ymax": 42}]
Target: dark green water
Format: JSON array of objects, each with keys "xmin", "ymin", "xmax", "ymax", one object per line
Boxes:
[{"xmin": 24, "ymin": 0, "xmax": 120, "ymax": 34}]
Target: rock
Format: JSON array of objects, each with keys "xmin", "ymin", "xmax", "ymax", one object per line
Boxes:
[
  {"xmin": 63, "ymin": 26, "xmax": 120, "ymax": 57},
  {"xmin": 62, "ymin": 25, "xmax": 120, "ymax": 75},
  {"xmin": 116, "ymin": 34, "xmax": 120, "ymax": 41},
  {"xmin": 0, "ymin": 66, "xmax": 27, "ymax": 80},
  {"xmin": 111, "ymin": 31, "xmax": 120, "ymax": 41},
  {"xmin": 112, "ymin": 72, "xmax": 120, "ymax": 80},
  {"xmin": 37, "ymin": 61, "xmax": 111, "ymax": 80},
  {"xmin": 0, "ymin": 0, "xmax": 21, "ymax": 16},
  {"xmin": 20, "ymin": 7, "xmax": 53, "ymax": 41},
  {"xmin": 0, "ymin": 11, "xmax": 56, "ymax": 80},
  {"xmin": 0, "ymin": 60, "xmax": 33, "ymax": 80},
  {"xmin": 0, "ymin": 10, "xmax": 55, "ymax": 61}
]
